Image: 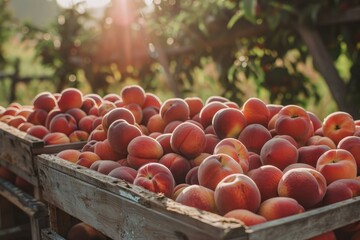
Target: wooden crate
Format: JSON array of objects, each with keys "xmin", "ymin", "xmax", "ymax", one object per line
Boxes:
[
  {"xmin": 37, "ymin": 154, "xmax": 360, "ymax": 240},
  {"xmin": 0, "ymin": 122, "xmax": 85, "ymax": 189}
]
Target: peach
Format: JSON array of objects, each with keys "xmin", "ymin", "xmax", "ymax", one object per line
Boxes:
[
  {"xmin": 185, "ymin": 166, "xmax": 199, "ymax": 185},
  {"xmin": 175, "ymin": 184, "xmax": 217, "ymax": 213},
  {"xmin": 108, "ymin": 166, "xmax": 137, "ymax": 183},
  {"xmin": 84, "ymin": 93, "xmax": 102, "ymax": 106},
  {"xmin": 273, "ymin": 134, "xmax": 298, "ymax": 148},
  {"xmin": 199, "ymin": 101, "xmax": 228, "ymax": 128},
  {"xmin": 191, "ymin": 152, "xmax": 211, "ymax": 167},
  {"xmin": 198, "ymin": 153, "xmax": 243, "ymax": 191},
  {"xmin": 170, "ymin": 122, "xmax": 206, "ymax": 158},
  {"xmin": 32, "ymin": 91, "xmax": 58, "ymax": 112},
  {"xmin": 141, "ymin": 106, "xmax": 159, "ymax": 125},
  {"xmin": 26, "ymin": 125, "xmax": 50, "ymax": 139},
  {"xmin": 266, "ymin": 104, "xmax": 283, "ymax": 120},
  {"xmin": 88, "ymin": 126, "xmax": 107, "ymax": 142},
  {"xmin": 18, "ymin": 122, "xmax": 34, "ymax": 132},
  {"xmin": 338, "ymin": 136, "xmax": 360, "ymax": 174},
  {"xmin": 65, "ymin": 108, "xmax": 87, "ymax": 123},
  {"xmin": 142, "ymin": 92, "xmax": 162, "ymax": 109},
  {"xmin": 275, "ymin": 105, "xmax": 312, "ymax": 145},
  {"xmin": 205, "ymin": 95, "xmax": 228, "ymax": 104},
  {"xmin": 120, "ymin": 85, "xmax": 146, "ymax": 107},
  {"xmin": 155, "ymin": 133, "xmax": 172, "ymax": 154},
  {"xmin": 238, "ymin": 123, "xmax": 272, "ymax": 154},
  {"xmin": 81, "ymin": 139, "xmax": 97, "ymax": 152},
  {"xmin": 224, "ymin": 209, "xmax": 267, "ymax": 226},
  {"xmin": 307, "ymin": 231, "xmax": 336, "ymax": 240},
  {"xmin": 260, "ymin": 138, "xmax": 298, "ymax": 171},
  {"xmin": 45, "ymin": 108, "xmax": 62, "ymax": 129},
  {"xmin": 94, "ymin": 160, "xmax": 122, "ymax": 175},
  {"xmin": 306, "ymin": 135, "xmax": 336, "ymax": 149},
  {"xmin": 241, "ymin": 97, "xmax": 270, "ymax": 127},
  {"xmin": 27, "ymin": 108, "xmax": 48, "ymax": 126},
  {"xmin": 298, "ymin": 145, "xmax": 331, "ymax": 168},
  {"xmin": 159, "ymin": 153, "xmax": 191, "ymax": 184},
  {"xmin": 247, "ymin": 165, "xmax": 283, "ymax": 202},
  {"xmin": 147, "ymin": 113, "xmax": 166, "ymax": 133},
  {"xmin": 98, "ymin": 100, "xmax": 116, "ymax": 116},
  {"xmin": 282, "ymin": 163, "xmax": 315, "ymax": 173},
  {"xmin": 101, "ymin": 107, "xmax": 135, "ymax": 131},
  {"xmin": 163, "ymin": 120, "xmax": 182, "ymax": 133},
  {"xmin": 69, "ymin": 130, "xmax": 89, "ymax": 142},
  {"xmin": 57, "ymin": 88, "xmax": 83, "ymax": 112},
  {"xmin": 114, "ymin": 99, "xmax": 125, "ymax": 108},
  {"xmin": 308, "ymin": 111, "xmax": 323, "ymax": 132},
  {"xmin": 16, "ymin": 108, "xmax": 33, "ymax": 119},
  {"xmin": 56, "ymin": 149, "xmax": 81, "ymax": 163},
  {"xmin": 43, "ymin": 132, "xmax": 70, "ymax": 145},
  {"xmin": 107, "ymin": 119, "xmax": 142, "ymax": 155},
  {"xmin": 277, "ymin": 168, "xmax": 327, "ymax": 209},
  {"xmin": 316, "ymin": 149, "xmax": 357, "ymax": 184},
  {"xmin": 322, "ymin": 178, "xmax": 360, "ymax": 205},
  {"xmin": 215, "ymin": 173, "xmax": 261, "ymax": 215},
  {"xmin": 7, "ymin": 115, "xmax": 26, "ymax": 128},
  {"xmin": 49, "ymin": 113, "xmax": 77, "ymax": 136},
  {"xmin": 133, "ymin": 162, "xmax": 175, "ymax": 198},
  {"xmin": 160, "ymin": 98, "xmax": 190, "ymax": 124},
  {"xmin": 172, "ymin": 183, "xmax": 190, "ymax": 200},
  {"xmin": 2, "ymin": 106, "xmax": 19, "ymax": 116},
  {"xmin": 213, "ymin": 138, "xmax": 249, "ymax": 173},
  {"xmin": 225, "ymin": 101, "xmax": 240, "ymax": 109},
  {"xmin": 103, "ymin": 93, "xmax": 121, "ymax": 103},
  {"xmin": 184, "ymin": 97, "xmax": 204, "ymax": 119},
  {"xmin": 81, "ymin": 97, "xmax": 97, "ymax": 114},
  {"xmin": 78, "ymin": 115, "xmax": 97, "ymax": 134},
  {"xmin": 212, "ymin": 108, "xmax": 247, "ymax": 139},
  {"xmin": 204, "ymin": 133, "xmax": 220, "ymax": 154},
  {"xmin": 322, "ymin": 111, "xmax": 355, "ymax": 145},
  {"xmin": 124, "ymin": 103, "xmax": 143, "ymax": 124},
  {"xmin": 127, "ymin": 135, "xmax": 164, "ymax": 169},
  {"xmin": 88, "ymin": 106, "xmax": 99, "ymax": 116},
  {"xmin": 67, "ymin": 222, "xmax": 107, "ymax": 240},
  {"xmin": 76, "ymin": 151, "xmax": 101, "ymax": 168},
  {"xmin": 248, "ymin": 152, "xmax": 262, "ymax": 171},
  {"xmin": 258, "ymin": 197, "xmax": 305, "ymax": 221},
  {"xmin": 94, "ymin": 139, "xmax": 124, "ymax": 161}
]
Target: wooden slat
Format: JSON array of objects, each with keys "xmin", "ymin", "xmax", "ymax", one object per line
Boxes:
[
  {"xmin": 48, "ymin": 204, "xmax": 80, "ymax": 237},
  {"xmin": 37, "ymin": 154, "xmax": 360, "ymax": 240},
  {"xmin": 41, "ymin": 228, "xmax": 66, "ymax": 240}
]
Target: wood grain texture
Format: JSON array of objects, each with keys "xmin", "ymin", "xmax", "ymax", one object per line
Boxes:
[{"xmin": 37, "ymin": 154, "xmax": 360, "ymax": 240}]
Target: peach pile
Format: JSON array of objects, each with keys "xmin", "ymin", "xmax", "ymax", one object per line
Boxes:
[{"xmin": 3, "ymin": 84, "xmax": 360, "ymax": 238}]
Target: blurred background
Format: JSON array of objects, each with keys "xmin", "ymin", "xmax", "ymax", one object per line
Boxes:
[{"xmin": 1, "ymin": 0, "xmax": 359, "ymax": 120}]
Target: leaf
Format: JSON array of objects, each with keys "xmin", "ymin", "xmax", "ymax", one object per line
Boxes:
[
  {"xmin": 241, "ymin": 0, "xmax": 257, "ymax": 23},
  {"xmin": 227, "ymin": 10, "xmax": 244, "ymax": 29}
]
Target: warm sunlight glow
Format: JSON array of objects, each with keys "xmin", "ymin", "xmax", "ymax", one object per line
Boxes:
[{"xmin": 56, "ymin": 0, "xmax": 111, "ymax": 9}]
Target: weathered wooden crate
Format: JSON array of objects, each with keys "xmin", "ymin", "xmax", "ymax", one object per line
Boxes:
[
  {"xmin": 0, "ymin": 122, "xmax": 85, "ymax": 189},
  {"xmin": 37, "ymin": 154, "xmax": 360, "ymax": 240}
]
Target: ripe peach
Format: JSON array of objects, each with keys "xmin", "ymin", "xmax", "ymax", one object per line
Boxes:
[
  {"xmin": 199, "ymin": 101, "xmax": 228, "ymax": 128},
  {"xmin": 32, "ymin": 91, "xmax": 57, "ymax": 112},
  {"xmin": 94, "ymin": 139, "xmax": 125, "ymax": 161},
  {"xmin": 322, "ymin": 178, "xmax": 360, "ymax": 205},
  {"xmin": 127, "ymin": 135, "xmax": 164, "ymax": 169},
  {"xmin": 81, "ymin": 97, "xmax": 97, "ymax": 114},
  {"xmin": 141, "ymin": 106, "xmax": 159, "ymax": 126},
  {"xmin": 275, "ymin": 105, "xmax": 312, "ymax": 145},
  {"xmin": 25, "ymin": 125, "xmax": 49, "ymax": 139},
  {"xmin": 107, "ymin": 119, "xmax": 142, "ymax": 155},
  {"xmin": 56, "ymin": 149, "xmax": 81, "ymax": 163},
  {"xmin": 57, "ymin": 88, "xmax": 83, "ymax": 112},
  {"xmin": 88, "ymin": 126, "xmax": 107, "ymax": 142},
  {"xmin": 258, "ymin": 197, "xmax": 305, "ymax": 221},
  {"xmin": 277, "ymin": 168, "xmax": 327, "ymax": 209},
  {"xmin": 160, "ymin": 98, "xmax": 190, "ymax": 124},
  {"xmin": 307, "ymin": 231, "xmax": 336, "ymax": 240},
  {"xmin": 198, "ymin": 153, "xmax": 243, "ymax": 191},
  {"xmin": 69, "ymin": 130, "xmax": 89, "ymax": 142},
  {"xmin": 142, "ymin": 92, "xmax": 162, "ymax": 109},
  {"xmin": 215, "ymin": 173, "xmax": 261, "ymax": 215},
  {"xmin": 266, "ymin": 104, "xmax": 283, "ymax": 120},
  {"xmin": 185, "ymin": 166, "xmax": 199, "ymax": 185},
  {"xmin": 120, "ymin": 85, "xmax": 146, "ymax": 107},
  {"xmin": 247, "ymin": 165, "xmax": 283, "ymax": 202},
  {"xmin": 238, "ymin": 124, "xmax": 272, "ymax": 154},
  {"xmin": 84, "ymin": 93, "xmax": 102, "ymax": 106},
  {"xmin": 322, "ymin": 111, "xmax": 355, "ymax": 145},
  {"xmin": 18, "ymin": 122, "xmax": 34, "ymax": 132},
  {"xmin": 172, "ymin": 183, "xmax": 190, "ymax": 200},
  {"xmin": 67, "ymin": 222, "xmax": 107, "ymax": 240},
  {"xmin": 16, "ymin": 108, "xmax": 33, "ymax": 119},
  {"xmin": 43, "ymin": 132, "xmax": 70, "ymax": 145},
  {"xmin": 308, "ymin": 111, "xmax": 323, "ymax": 132},
  {"xmin": 316, "ymin": 149, "xmax": 357, "ymax": 185},
  {"xmin": 101, "ymin": 107, "xmax": 135, "ymax": 132},
  {"xmin": 45, "ymin": 108, "xmax": 62, "ymax": 129},
  {"xmin": 241, "ymin": 97, "xmax": 270, "ymax": 127},
  {"xmin": 147, "ymin": 113, "xmax": 166, "ymax": 133},
  {"xmin": 175, "ymin": 184, "xmax": 217, "ymax": 213},
  {"xmin": 163, "ymin": 120, "xmax": 182, "ymax": 133},
  {"xmin": 185, "ymin": 97, "xmax": 204, "ymax": 119},
  {"xmin": 2, "ymin": 106, "xmax": 19, "ymax": 116},
  {"xmin": 7, "ymin": 115, "xmax": 26, "ymax": 128},
  {"xmin": 214, "ymin": 138, "xmax": 249, "ymax": 173},
  {"xmin": 191, "ymin": 152, "xmax": 211, "ymax": 167},
  {"xmin": 78, "ymin": 115, "xmax": 97, "ymax": 134},
  {"xmin": 204, "ymin": 133, "xmax": 220, "ymax": 154},
  {"xmin": 155, "ymin": 133, "xmax": 172, "ymax": 154},
  {"xmin": 103, "ymin": 93, "xmax": 121, "ymax": 103},
  {"xmin": 27, "ymin": 108, "xmax": 48, "ymax": 126},
  {"xmin": 133, "ymin": 162, "xmax": 175, "ymax": 198},
  {"xmin": 205, "ymin": 96, "xmax": 229, "ymax": 104},
  {"xmin": 306, "ymin": 135, "xmax": 336, "ymax": 149},
  {"xmin": 248, "ymin": 152, "xmax": 262, "ymax": 171},
  {"xmin": 260, "ymin": 138, "xmax": 298, "ymax": 171},
  {"xmin": 224, "ymin": 209, "xmax": 267, "ymax": 226},
  {"xmin": 108, "ymin": 166, "xmax": 137, "ymax": 183},
  {"xmin": 49, "ymin": 113, "xmax": 77, "ymax": 136},
  {"xmin": 282, "ymin": 163, "xmax": 315, "ymax": 173},
  {"xmin": 273, "ymin": 134, "xmax": 298, "ymax": 148},
  {"xmin": 93, "ymin": 160, "xmax": 122, "ymax": 175},
  {"xmin": 65, "ymin": 108, "xmax": 87, "ymax": 123},
  {"xmin": 212, "ymin": 108, "xmax": 247, "ymax": 139},
  {"xmin": 170, "ymin": 122, "xmax": 206, "ymax": 158},
  {"xmin": 98, "ymin": 100, "xmax": 116, "ymax": 117},
  {"xmin": 159, "ymin": 153, "xmax": 191, "ymax": 184},
  {"xmin": 124, "ymin": 103, "xmax": 143, "ymax": 124},
  {"xmin": 76, "ymin": 151, "xmax": 101, "ymax": 168},
  {"xmin": 338, "ymin": 136, "xmax": 360, "ymax": 175},
  {"xmin": 298, "ymin": 145, "xmax": 331, "ymax": 168}
]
